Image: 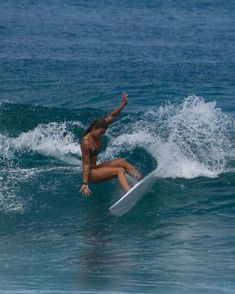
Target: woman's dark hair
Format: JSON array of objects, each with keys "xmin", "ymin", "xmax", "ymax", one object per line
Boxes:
[{"xmin": 80, "ymin": 118, "xmax": 108, "ymax": 140}]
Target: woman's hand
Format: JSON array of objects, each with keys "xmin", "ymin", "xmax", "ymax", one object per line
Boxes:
[
  {"xmin": 121, "ymin": 92, "xmax": 128, "ymax": 105},
  {"xmin": 80, "ymin": 184, "xmax": 92, "ymax": 197}
]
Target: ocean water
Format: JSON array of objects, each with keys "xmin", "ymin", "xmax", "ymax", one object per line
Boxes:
[{"xmin": 0, "ymin": 0, "xmax": 235, "ymax": 293}]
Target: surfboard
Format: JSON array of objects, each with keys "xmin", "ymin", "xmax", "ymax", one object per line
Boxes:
[{"xmin": 109, "ymin": 170, "xmax": 156, "ymax": 216}]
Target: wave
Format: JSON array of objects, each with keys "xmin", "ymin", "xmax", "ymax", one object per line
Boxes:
[
  {"xmin": 1, "ymin": 95, "xmax": 234, "ymax": 178},
  {"xmin": 0, "ymin": 95, "xmax": 234, "ymax": 214},
  {"xmin": 107, "ymin": 95, "xmax": 234, "ymax": 178},
  {"xmin": 0, "ymin": 166, "xmax": 81, "ymax": 213},
  {"xmin": 0, "ymin": 121, "xmax": 83, "ymax": 165}
]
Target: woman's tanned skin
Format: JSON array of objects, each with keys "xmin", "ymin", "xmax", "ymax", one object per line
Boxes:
[{"xmin": 80, "ymin": 92, "xmax": 141, "ymax": 197}]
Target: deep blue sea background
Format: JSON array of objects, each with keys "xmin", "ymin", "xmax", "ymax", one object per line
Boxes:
[{"xmin": 0, "ymin": 0, "xmax": 235, "ymax": 293}]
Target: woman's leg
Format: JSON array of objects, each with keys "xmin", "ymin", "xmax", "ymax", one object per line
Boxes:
[
  {"xmin": 97, "ymin": 158, "xmax": 141, "ymax": 180},
  {"xmin": 89, "ymin": 166, "xmax": 131, "ymax": 192}
]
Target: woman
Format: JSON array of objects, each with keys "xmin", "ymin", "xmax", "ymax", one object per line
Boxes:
[{"xmin": 80, "ymin": 92, "xmax": 142, "ymax": 197}]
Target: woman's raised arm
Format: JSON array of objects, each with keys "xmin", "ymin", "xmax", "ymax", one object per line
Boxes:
[{"xmin": 104, "ymin": 92, "xmax": 128, "ymax": 124}]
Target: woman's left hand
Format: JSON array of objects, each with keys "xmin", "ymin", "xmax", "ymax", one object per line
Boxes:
[
  {"xmin": 80, "ymin": 184, "xmax": 92, "ymax": 197},
  {"xmin": 121, "ymin": 92, "xmax": 128, "ymax": 105}
]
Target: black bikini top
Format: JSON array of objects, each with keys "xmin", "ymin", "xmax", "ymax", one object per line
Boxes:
[{"xmin": 82, "ymin": 137, "xmax": 101, "ymax": 157}]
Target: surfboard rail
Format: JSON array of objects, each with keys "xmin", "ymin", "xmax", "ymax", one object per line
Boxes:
[{"xmin": 109, "ymin": 169, "xmax": 156, "ymax": 216}]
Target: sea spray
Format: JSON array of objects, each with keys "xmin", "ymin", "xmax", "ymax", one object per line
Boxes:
[
  {"xmin": 0, "ymin": 96, "xmax": 234, "ymax": 214},
  {"xmin": 1, "ymin": 95, "xmax": 233, "ymax": 179},
  {"xmin": 0, "ymin": 122, "xmax": 83, "ymax": 165},
  {"xmin": 107, "ymin": 95, "xmax": 233, "ymax": 178}
]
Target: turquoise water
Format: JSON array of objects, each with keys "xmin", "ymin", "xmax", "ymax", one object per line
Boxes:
[{"xmin": 0, "ymin": 0, "xmax": 235, "ymax": 293}]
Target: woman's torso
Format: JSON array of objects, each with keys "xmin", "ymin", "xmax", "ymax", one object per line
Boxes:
[{"xmin": 81, "ymin": 133, "xmax": 101, "ymax": 168}]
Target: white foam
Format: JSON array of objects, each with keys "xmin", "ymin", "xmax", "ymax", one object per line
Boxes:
[
  {"xmin": 0, "ymin": 95, "xmax": 234, "ymax": 180},
  {"xmin": 0, "ymin": 121, "xmax": 83, "ymax": 166},
  {"xmin": 152, "ymin": 95, "xmax": 233, "ymax": 178},
  {"xmin": 105, "ymin": 95, "xmax": 233, "ymax": 179}
]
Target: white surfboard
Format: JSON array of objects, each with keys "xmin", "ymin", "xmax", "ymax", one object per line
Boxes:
[{"xmin": 109, "ymin": 170, "xmax": 156, "ymax": 216}]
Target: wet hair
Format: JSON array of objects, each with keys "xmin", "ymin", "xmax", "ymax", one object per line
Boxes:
[{"xmin": 80, "ymin": 118, "xmax": 109, "ymax": 140}]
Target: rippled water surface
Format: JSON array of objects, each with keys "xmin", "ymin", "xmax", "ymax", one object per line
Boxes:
[{"xmin": 0, "ymin": 0, "xmax": 235, "ymax": 293}]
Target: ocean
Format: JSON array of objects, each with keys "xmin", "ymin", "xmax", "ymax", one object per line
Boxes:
[{"xmin": 0, "ymin": 0, "xmax": 235, "ymax": 293}]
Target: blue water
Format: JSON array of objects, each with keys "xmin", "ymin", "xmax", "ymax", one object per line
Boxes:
[{"xmin": 0, "ymin": 0, "xmax": 235, "ymax": 293}]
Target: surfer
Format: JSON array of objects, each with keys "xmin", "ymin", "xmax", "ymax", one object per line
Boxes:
[{"xmin": 80, "ymin": 92, "xmax": 142, "ymax": 197}]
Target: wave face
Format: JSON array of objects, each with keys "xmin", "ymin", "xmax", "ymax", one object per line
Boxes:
[
  {"xmin": 0, "ymin": 95, "xmax": 234, "ymax": 213},
  {"xmin": 0, "ymin": 96, "xmax": 235, "ymax": 294}
]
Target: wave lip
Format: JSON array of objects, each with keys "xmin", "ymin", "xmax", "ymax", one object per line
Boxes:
[
  {"xmin": 150, "ymin": 95, "xmax": 233, "ymax": 178},
  {"xmin": 108, "ymin": 95, "xmax": 234, "ymax": 179},
  {"xmin": 1, "ymin": 95, "xmax": 234, "ymax": 180},
  {"xmin": 0, "ymin": 121, "xmax": 83, "ymax": 165}
]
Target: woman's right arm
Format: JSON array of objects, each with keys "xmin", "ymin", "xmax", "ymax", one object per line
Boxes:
[
  {"xmin": 80, "ymin": 141, "xmax": 92, "ymax": 197},
  {"xmin": 104, "ymin": 92, "xmax": 128, "ymax": 124}
]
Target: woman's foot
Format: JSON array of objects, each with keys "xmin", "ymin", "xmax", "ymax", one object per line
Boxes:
[{"xmin": 127, "ymin": 167, "xmax": 142, "ymax": 181}]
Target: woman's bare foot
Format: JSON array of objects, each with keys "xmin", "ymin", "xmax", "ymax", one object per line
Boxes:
[{"xmin": 127, "ymin": 167, "xmax": 142, "ymax": 181}]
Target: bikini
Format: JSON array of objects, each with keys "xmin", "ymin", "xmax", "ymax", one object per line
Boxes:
[{"xmin": 82, "ymin": 137, "xmax": 101, "ymax": 168}]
